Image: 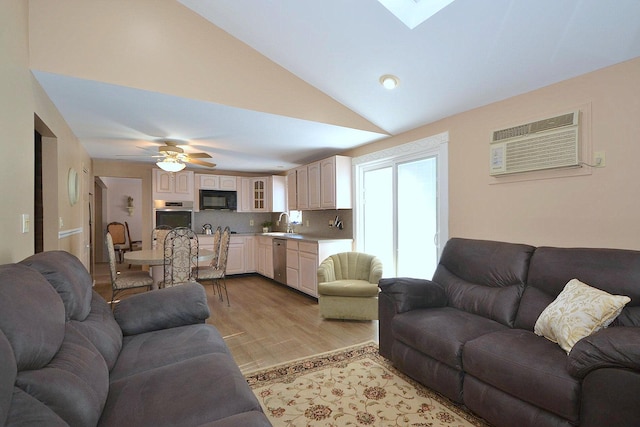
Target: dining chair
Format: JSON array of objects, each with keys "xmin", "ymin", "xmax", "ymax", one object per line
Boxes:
[
  {"xmin": 124, "ymin": 221, "xmax": 142, "ymax": 269},
  {"xmin": 107, "ymin": 222, "xmax": 128, "ymax": 263},
  {"xmin": 163, "ymin": 227, "xmax": 199, "ymax": 287},
  {"xmin": 151, "ymin": 225, "xmax": 173, "ymax": 249},
  {"xmin": 106, "ymin": 232, "xmax": 153, "ymax": 305},
  {"xmin": 194, "ymin": 226, "xmax": 231, "ymax": 305}
]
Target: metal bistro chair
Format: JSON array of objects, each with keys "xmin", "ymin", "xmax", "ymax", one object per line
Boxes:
[
  {"xmin": 107, "ymin": 222, "xmax": 129, "ymax": 263},
  {"xmin": 152, "ymin": 225, "xmax": 173, "ymax": 249},
  {"xmin": 194, "ymin": 226, "xmax": 230, "ymax": 305},
  {"xmin": 163, "ymin": 227, "xmax": 199, "ymax": 288},
  {"xmin": 106, "ymin": 232, "xmax": 153, "ymax": 305}
]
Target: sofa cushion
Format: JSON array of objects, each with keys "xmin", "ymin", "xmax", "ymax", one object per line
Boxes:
[
  {"xmin": 392, "ymin": 307, "xmax": 507, "ymax": 369},
  {"xmin": 100, "ymin": 353, "xmax": 264, "ymax": 427},
  {"xmin": 15, "ymin": 324, "xmax": 109, "ymax": 427},
  {"xmin": 4, "ymin": 388, "xmax": 68, "ymax": 426},
  {"xmin": 110, "ymin": 324, "xmax": 231, "ymax": 381},
  {"xmin": 0, "ymin": 264, "xmax": 65, "ymax": 371},
  {"xmin": 534, "ymin": 278, "xmax": 630, "ymax": 353},
  {"xmin": 433, "ymin": 238, "xmax": 534, "ymax": 327},
  {"xmin": 516, "ymin": 246, "xmax": 640, "ymax": 330},
  {"xmin": 69, "ymin": 291, "xmax": 123, "ymax": 371},
  {"xmin": 20, "ymin": 251, "xmax": 93, "ymax": 321},
  {"xmin": 463, "ymin": 329, "xmax": 581, "ymax": 423},
  {"xmin": 0, "ymin": 330, "xmax": 16, "ymax": 426},
  {"xmin": 318, "ymin": 279, "xmax": 379, "ymax": 297}
]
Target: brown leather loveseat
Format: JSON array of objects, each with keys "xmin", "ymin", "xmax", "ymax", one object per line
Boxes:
[{"xmin": 379, "ymin": 238, "xmax": 640, "ymax": 427}]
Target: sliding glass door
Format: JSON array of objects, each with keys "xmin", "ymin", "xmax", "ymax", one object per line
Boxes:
[{"xmin": 355, "ymin": 134, "xmax": 448, "ymax": 279}]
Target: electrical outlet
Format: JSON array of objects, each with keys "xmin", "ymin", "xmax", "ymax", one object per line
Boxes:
[
  {"xmin": 59, "ymin": 217, "xmax": 64, "ymax": 229},
  {"xmin": 329, "ymin": 220, "xmax": 334, "ymax": 227},
  {"xmin": 249, "ymin": 219, "xmax": 254, "ymax": 226},
  {"xmin": 594, "ymin": 151, "xmax": 606, "ymax": 167},
  {"xmin": 305, "ymin": 220, "xmax": 309, "ymax": 227}
]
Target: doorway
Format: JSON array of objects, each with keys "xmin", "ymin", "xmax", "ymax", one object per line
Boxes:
[{"xmin": 355, "ymin": 133, "xmax": 449, "ymax": 279}]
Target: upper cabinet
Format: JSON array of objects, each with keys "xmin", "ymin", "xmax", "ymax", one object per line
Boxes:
[
  {"xmin": 194, "ymin": 174, "xmax": 237, "ymax": 211},
  {"xmin": 320, "ymin": 156, "xmax": 352, "ymax": 209},
  {"xmin": 197, "ymin": 174, "xmax": 237, "ymax": 191},
  {"xmin": 237, "ymin": 176, "xmax": 287, "ymax": 212},
  {"xmin": 287, "ymin": 155, "xmax": 351, "ymax": 210},
  {"xmin": 152, "ymin": 169, "xmax": 194, "ymax": 201}
]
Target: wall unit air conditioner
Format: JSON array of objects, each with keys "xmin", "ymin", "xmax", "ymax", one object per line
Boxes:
[{"xmin": 489, "ymin": 111, "xmax": 580, "ymax": 176}]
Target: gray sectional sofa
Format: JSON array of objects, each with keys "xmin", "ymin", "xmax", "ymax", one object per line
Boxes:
[
  {"xmin": 0, "ymin": 251, "xmax": 271, "ymax": 427},
  {"xmin": 379, "ymin": 238, "xmax": 640, "ymax": 427}
]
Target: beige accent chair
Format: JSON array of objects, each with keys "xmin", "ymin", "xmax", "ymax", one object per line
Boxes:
[
  {"xmin": 106, "ymin": 232, "xmax": 153, "ymax": 304},
  {"xmin": 317, "ymin": 252, "xmax": 383, "ymax": 320}
]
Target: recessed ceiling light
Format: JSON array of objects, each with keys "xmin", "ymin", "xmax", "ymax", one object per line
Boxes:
[{"xmin": 379, "ymin": 74, "xmax": 400, "ymax": 89}]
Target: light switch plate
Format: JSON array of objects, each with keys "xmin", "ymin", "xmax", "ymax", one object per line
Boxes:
[{"xmin": 21, "ymin": 214, "xmax": 30, "ymax": 233}]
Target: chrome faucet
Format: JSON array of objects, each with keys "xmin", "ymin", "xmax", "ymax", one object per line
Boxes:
[{"xmin": 278, "ymin": 212, "xmax": 293, "ymax": 233}]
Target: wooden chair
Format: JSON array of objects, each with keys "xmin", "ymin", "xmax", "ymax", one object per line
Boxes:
[
  {"xmin": 124, "ymin": 221, "xmax": 142, "ymax": 268},
  {"xmin": 194, "ymin": 226, "xmax": 230, "ymax": 305},
  {"xmin": 106, "ymin": 222, "xmax": 128, "ymax": 263},
  {"xmin": 106, "ymin": 232, "xmax": 153, "ymax": 305},
  {"xmin": 163, "ymin": 227, "xmax": 199, "ymax": 288}
]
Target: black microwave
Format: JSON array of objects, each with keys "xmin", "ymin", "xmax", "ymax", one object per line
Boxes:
[{"xmin": 199, "ymin": 190, "xmax": 237, "ymax": 210}]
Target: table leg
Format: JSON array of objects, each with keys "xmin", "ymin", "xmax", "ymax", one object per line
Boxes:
[{"xmin": 150, "ymin": 265, "xmax": 164, "ymax": 290}]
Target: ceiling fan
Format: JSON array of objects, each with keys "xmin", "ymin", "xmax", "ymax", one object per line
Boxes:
[{"xmin": 123, "ymin": 141, "xmax": 216, "ymax": 171}]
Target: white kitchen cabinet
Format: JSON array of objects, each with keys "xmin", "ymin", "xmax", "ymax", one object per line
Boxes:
[
  {"xmin": 320, "ymin": 155, "xmax": 352, "ymax": 209},
  {"xmin": 244, "ymin": 236, "xmax": 256, "ymax": 272},
  {"xmin": 226, "ymin": 236, "xmax": 245, "ymax": 275},
  {"xmin": 152, "ymin": 169, "xmax": 194, "ymax": 201},
  {"xmin": 298, "ymin": 242, "xmax": 319, "ymax": 296},
  {"xmin": 286, "ymin": 155, "xmax": 351, "ymax": 211},
  {"xmin": 281, "ymin": 238, "xmax": 353, "ymax": 298},
  {"xmin": 197, "ymin": 174, "xmax": 237, "ymax": 191},
  {"xmin": 256, "ymin": 236, "xmax": 273, "ymax": 278},
  {"xmin": 287, "ymin": 166, "xmax": 309, "ymax": 210},
  {"xmin": 286, "ymin": 240, "xmax": 300, "ymax": 289},
  {"xmin": 307, "ymin": 161, "xmax": 321, "ymax": 209},
  {"xmin": 197, "ymin": 235, "xmax": 254, "ymax": 275},
  {"xmin": 286, "ymin": 169, "xmax": 297, "ymax": 211},
  {"xmin": 238, "ymin": 176, "xmax": 286, "ymax": 213}
]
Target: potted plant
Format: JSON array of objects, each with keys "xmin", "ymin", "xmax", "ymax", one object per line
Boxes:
[{"xmin": 261, "ymin": 221, "xmax": 273, "ymax": 233}]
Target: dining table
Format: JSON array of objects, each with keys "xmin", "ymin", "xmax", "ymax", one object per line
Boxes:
[{"xmin": 124, "ymin": 248, "xmax": 215, "ymax": 289}]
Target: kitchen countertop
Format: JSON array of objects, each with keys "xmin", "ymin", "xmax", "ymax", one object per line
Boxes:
[{"xmin": 197, "ymin": 232, "xmax": 352, "ymax": 243}]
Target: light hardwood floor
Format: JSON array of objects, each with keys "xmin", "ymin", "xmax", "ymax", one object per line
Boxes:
[{"xmin": 93, "ymin": 263, "xmax": 378, "ymax": 373}]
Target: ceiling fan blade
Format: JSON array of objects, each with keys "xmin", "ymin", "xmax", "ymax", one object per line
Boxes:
[
  {"xmin": 116, "ymin": 154, "xmax": 164, "ymax": 158},
  {"xmin": 187, "ymin": 158, "xmax": 216, "ymax": 168},
  {"xmin": 186, "ymin": 152, "xmax": 212, "ymax": 159}
]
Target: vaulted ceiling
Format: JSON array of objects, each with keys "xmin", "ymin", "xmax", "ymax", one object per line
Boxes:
[{"xmin": 30, "ymin": 0, "xmax": 640, "ymax": 173}]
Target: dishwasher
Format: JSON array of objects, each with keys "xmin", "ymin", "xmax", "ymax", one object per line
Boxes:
[{"xmin": 272, "ymin": 238, "xmax": 287, "ymax": 284}]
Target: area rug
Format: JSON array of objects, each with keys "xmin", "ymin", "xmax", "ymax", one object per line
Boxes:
[{"xmin": 245, "ymin": 342, "xmax": 491, "ymax": 427}]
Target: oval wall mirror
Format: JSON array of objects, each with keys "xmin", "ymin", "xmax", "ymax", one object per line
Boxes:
[{"xmin": 68, "ymin": 168, "xmax": 79, "ymax": 206}]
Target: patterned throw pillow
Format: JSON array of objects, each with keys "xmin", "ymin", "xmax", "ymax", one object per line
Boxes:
[{"xmin": 534, "ymin": 278, "xmax": 631, "ymax": 353}]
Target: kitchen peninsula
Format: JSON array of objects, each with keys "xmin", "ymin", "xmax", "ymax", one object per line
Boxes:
[{"xmin": 197, "ymin": 232, "xmax": 352, "ymax": 298}]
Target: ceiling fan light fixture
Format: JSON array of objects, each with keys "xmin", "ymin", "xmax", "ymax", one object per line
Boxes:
[
  {"xmin": 156, "ymin": 158, "xmax": 186, "ymax": 172},
  {"xmin": 379, "ymin": 74, "xmax": 400, "ymax": 89}
]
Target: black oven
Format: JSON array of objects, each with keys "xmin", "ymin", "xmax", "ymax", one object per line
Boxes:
[{"xmin": 154, "ymin": 200, "xmax": 194, "ymax": 229}]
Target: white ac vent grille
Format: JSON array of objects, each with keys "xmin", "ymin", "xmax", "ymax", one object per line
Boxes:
[{"xmin": 490, "ymin": 111, "xmax": 579, "ymax": 176}]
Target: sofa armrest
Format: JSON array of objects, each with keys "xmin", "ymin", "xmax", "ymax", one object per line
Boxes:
[
  {"xmin": 567, "ymin": 326, "xmax": 640, "ymax": 378},
  {"xmin": 114, "ymin": 282, "xmax": 210, "ymax": 336},
  {"xmin": 378, "ymin": 277, "xmax": 447, "ymax": 313}
]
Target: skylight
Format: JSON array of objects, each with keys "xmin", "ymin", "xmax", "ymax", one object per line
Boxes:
[{"xmin": 377, "ymin": 0, "xmax": 455, "ymax": 29}]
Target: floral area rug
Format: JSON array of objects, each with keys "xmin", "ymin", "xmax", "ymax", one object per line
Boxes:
[{"xmin": 245, "ymin": 342, "xmax": 491, "ymax": 427}]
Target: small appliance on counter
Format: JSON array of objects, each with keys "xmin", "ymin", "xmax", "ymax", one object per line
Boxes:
[{"xmin": 202, "ymin": 224, "xmax": 213, "ymax": 235}]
